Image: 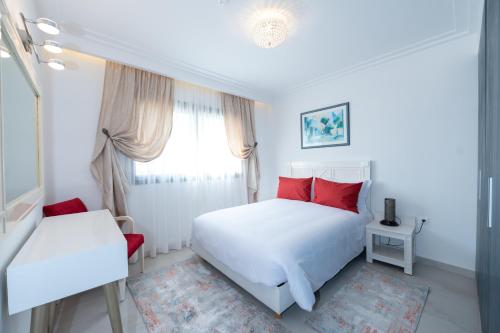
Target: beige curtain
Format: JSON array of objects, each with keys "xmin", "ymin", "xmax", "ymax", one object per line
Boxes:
[
  {"xmin": 91, "ymin": 61, "xmax": 174, "ymax": 216},
  {"xmin": 222, "ymin": 93, "xmax": 260, "ymax": 203}
]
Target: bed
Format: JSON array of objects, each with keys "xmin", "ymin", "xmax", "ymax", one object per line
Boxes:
[{"xmin": 191, "ymin": 161, "xmax": 372, "ymax": 317}]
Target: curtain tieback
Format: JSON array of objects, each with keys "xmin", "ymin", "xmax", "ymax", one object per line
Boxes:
[
  {"xmin": 102, "ymin": 128, "xmax": 114, "ymax": 142},
  {"xmin": 246, "ymin": 142, "xmax": 257, "ymax": 150},
  {"xmin": 102, "ymin": 128, "xmax": 121, "ymax": 148},
  {"xmin": 240, "ymin": 142, "xmax": 258, "ymax": 159}
]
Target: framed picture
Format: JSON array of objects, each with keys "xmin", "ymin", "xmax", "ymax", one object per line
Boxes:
[{"xmin": 300, "ymin": 102, "xmax": 350, "ymax": 149}]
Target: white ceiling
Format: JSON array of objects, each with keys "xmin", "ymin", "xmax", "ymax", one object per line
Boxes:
[{"xmin": 34, "ymin": 0, "xmax": 482, "ymax": 101}]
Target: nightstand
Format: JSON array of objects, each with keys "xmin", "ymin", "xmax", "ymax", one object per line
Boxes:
[{"xmin": 366, "ymin": 220, "xmax": 416, "ymax": 275}]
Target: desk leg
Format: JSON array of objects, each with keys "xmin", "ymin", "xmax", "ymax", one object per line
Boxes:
[
  {"xmin": 118, "ymin": 278, "xmax": 126, "ymax": 302},
  {"xmin": 48, "ymin": 301, "xmax": 57, "ymax": 333},
  {"xmin": 30, "ymin": 303, "xmax": 49, "ymax": 333},
  {"xmin": 103, "ymin": 281, "xmax": 124, "ymax": 333}
]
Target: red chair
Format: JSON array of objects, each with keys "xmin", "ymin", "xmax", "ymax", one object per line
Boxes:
[{"xmin": 43, "ymin": 198, "xmax": 145, "ymax": 273}]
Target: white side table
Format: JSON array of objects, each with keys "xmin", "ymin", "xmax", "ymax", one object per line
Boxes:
[{"xmin": 366, "ymin": 220, "xmax": 416, "ymax": 275}]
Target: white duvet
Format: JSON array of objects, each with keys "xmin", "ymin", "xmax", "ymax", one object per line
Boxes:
[{"xmin": 191, "ymin": 199, "xmax": 371, "ymax": 311}]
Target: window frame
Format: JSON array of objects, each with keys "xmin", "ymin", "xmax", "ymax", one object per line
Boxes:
[{"xmin": 131, "ymin": 99, "xmax": 242, "ymax": 186}]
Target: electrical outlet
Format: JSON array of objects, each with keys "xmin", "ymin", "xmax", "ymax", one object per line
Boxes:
[{"xmin": 416, "ymin": 217, "xmax": 429, "ymax": 225}]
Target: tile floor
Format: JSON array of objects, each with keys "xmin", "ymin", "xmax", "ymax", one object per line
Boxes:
[{"xmin": 53, "ymin": 248, "xmax": 481, "ymax": 333}]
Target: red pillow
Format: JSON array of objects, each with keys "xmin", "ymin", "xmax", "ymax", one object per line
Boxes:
[
  {"xmin": 43, "ymin": 198, "xmax": 88, "ymax": 217},
  {"xmin": 277, "ymin": 177, "xmax": 313, "ymax": 202},
  {"xmin": 313, "ymin": 178, "xmax": 363, "ymax": 213}
]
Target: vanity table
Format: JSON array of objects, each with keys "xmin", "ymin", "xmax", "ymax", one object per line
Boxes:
[{"xmin": 7, "ymin": 209, "xmax": 128, "ymax": 333}]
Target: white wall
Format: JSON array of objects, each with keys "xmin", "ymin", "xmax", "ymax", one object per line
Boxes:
[
  {"xmin": 257, "ymin": 35, "xmax": 478, "ymax": 270},
  {"xmin": 43, "ymin": 51, "xmax": 105, "ymax": 210}
]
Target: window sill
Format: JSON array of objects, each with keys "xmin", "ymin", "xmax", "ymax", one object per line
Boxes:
[{"xmin": 132, "ymin": 175, "xmax": 243, "ymax": 186}]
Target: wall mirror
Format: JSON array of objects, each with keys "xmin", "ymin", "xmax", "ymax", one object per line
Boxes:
[{"xmin": 0, "ymin": 13, "xmax": 43, "ymax": 234}]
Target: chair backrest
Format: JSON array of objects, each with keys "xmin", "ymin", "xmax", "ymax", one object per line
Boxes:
[{"xmin": 43, "ymin": 198, "xmax": 88, "ymax": 217}]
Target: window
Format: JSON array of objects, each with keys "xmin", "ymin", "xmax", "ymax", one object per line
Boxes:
[{"xmin": 133, "ymin": 96, "xmax": 242, "ymax": 184}]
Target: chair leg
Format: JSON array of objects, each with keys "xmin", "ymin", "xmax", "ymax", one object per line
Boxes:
[
  {"xmin": 118, "ymin": 279, "xmax": 126, "ymax": 302},
  {"xmin": 139, "ymin": 244, "xmax": 144, "ymax": 273},
  {"xmin": 103, "ymin": 281, "xmax": 124, "ymax": 333},
  {"xmin": 313, "ymin": 290, "xmax": 321, "ymax": 309},
  {"xmin": 128, "ymin": 252, "xmax": 138, "ymax": 264}
]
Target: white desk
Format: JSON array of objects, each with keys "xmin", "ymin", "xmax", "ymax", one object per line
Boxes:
[{"xmin": 7, "ymin": 210, "xmax": 128, "ymax": 333}]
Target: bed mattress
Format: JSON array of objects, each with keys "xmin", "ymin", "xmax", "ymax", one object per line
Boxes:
[{"xmin": 191, "ymin": 198, "xmax": 371, "ymax": 311}]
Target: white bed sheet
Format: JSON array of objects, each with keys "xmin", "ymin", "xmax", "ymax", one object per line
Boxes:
[{"xmin": 191, "ymin": 198, "xmax": 371, "ymax": 311}]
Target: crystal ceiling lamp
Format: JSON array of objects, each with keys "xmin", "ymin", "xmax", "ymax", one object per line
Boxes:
[{"xmin": 252, "ymin": 9, "xmax": 289, "ymax": 48}]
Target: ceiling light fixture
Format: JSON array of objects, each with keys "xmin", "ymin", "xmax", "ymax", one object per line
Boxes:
[
  {"xmin": 19, "ymin": 13, "xmax": 65, "ymax": 70},
  {"xmin": 252, "ymin": 9, "xmax": 289, "ymax": 49}
]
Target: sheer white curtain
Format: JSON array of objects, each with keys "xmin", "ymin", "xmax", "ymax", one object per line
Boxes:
[{"xmin": 124, "ymin": 82, "xmax": 246, "ymax": 257}]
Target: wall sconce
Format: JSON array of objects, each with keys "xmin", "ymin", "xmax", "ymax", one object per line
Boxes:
[
  {"xmin": 19, "ymin": 13, "xmax": 65, "ymax": 70},
  {"xmin": 37, "ymin": 40, "xmax": 63, "ymax": 54},
  {"xmin": 43, "ymin": 58, "xmax": 65, "ymax": 71},
  {"xmin": 23, "ymin": 17, "xmax": 60, "ymax": 35}
]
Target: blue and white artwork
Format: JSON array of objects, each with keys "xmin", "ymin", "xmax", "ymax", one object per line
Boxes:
[{"xmin": 301, "ymin": 103, "xmax": 350, "ymax": 148}]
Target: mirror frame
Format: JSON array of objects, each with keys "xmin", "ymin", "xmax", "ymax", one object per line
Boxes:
[{"xmin": 0, "ymin": 4, "xmax": 44, "ymax": 235}]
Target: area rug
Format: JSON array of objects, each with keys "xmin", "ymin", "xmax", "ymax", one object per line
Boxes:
[
  {"xmin": 305, "ymin": 266, "xmax": 429, "ymax": 333},
  {"xmin": 127, "ymin": 255, "xmax": 291, "ymax": 333}
]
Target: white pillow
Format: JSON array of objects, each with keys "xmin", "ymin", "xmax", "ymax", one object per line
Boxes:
[{"xmin": 357, "ymin": 180, "xmax": 372, "ymax": 214}]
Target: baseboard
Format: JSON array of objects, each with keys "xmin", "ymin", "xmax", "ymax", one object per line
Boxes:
[{"xmin": 416, "ymin": 256, "xmax": 475, "ymax": 279}]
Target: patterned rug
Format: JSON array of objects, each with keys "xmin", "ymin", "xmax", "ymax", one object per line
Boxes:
[
  {"xmin": 305, "ymin": 266, "xmax": 429, "ymax": 333},
  {"xmin": 127, "ymin": 255, "xmax": 291, "ymax": 333}
]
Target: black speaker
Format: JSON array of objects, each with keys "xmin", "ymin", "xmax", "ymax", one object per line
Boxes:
[{"xmin": 380, "ymin": 198, "xmax": 398, "ymax": 226}]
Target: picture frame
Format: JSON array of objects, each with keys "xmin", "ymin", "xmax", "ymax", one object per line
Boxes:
[{"xmin": 300, "ymin": 102, "xmax": 350, "ymax": 149}]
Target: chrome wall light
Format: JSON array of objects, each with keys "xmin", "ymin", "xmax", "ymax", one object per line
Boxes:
[
  {"xmin": 25, "ymin": 17, "xmax": 60, "ymax": 35},
  {"xmin": 38, "ymin": 40, "xmax": 63, "ymax": 54},
  {"xmin": 19, "ymin": 13, "xmax": 65, "ymax": 70},
  {"xmin": 44, "ymin": 59, "xmax": 65, "ymax": 70}
]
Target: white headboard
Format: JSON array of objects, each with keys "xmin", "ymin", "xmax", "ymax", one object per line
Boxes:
[{"xmin": 288, "ymin": 161, "xmax": 371, "ymax": 183}]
